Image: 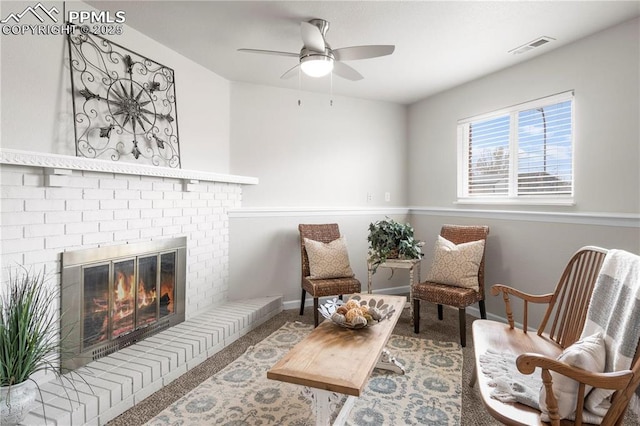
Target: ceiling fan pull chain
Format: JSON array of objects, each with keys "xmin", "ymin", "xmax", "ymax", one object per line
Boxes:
[
  {"xmin": 330, "ymin": 72, "xmax": 334, "ymax": 106},
  {"xmin": 298, "ymin": 67, "xmax": 302, "ymax": 106}
]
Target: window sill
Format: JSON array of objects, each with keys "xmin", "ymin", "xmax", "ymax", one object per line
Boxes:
[{"xmin": 455, "ymin": 197, "xmax": 575, "ymax": 207}]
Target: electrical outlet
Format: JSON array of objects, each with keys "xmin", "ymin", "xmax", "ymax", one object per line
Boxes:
[
  {"xmin": 367, "ymin": 193, "xmax": 373, "ymax": 202},
  {"xmin": 384, "ymin": 192, "xmax": 391, "ymax": 202}
]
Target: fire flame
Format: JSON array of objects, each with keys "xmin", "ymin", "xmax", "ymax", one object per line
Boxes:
[
  {"xmin": 138, "ymin": 278, "xmax": 157, "ymax": 308},
  {"xmin": 90, "ymin": 267, "xmax": 175, "ymax": 341},
  {"xmin": 160, "ymin": 279, "xmax": 174, "ymax": 313},
  {"xmin": 113, "ymin": 270, "xmax": 135, "ymax": 321}
]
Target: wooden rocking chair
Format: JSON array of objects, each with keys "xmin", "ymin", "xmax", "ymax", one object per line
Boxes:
[{"xmin": 471, "ymin": 246, "xmax": 640, "ymax": 426}]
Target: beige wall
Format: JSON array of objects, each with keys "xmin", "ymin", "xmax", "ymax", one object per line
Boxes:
[
  {"xmin": 227, "ymin": 83, "xmax": 411, "ymax": 307},
  {"xmin": 229, "ymin": 210, "xmax": 412, "ymax": 307},
  {"xmin": 0, "ymin": 1, "xmax": 231, "ymax": 174},
  {"xmin": 405, "ymin": 18, "xmax": 640, "ymax": 327},
  {"xmin": 1, "ymin": 2, "xmax": 638, "ymax": 328},
  {"xmin": 230, "ymin": 82, "xmax": 408, "ymax": 208},
  {"xmin": 229, "ymin": 18, "xmax": 640, "ymax": 328},
  {"xmin": 407, "ymin": 17, "xmax": 639, "ymax": 215},
  {"xmin": 410, "ymin": 212, "xmax": 639, "ymax": 324}
]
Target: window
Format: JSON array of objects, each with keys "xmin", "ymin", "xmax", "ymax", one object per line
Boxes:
[{"xmin": 457, "ymin": 91, "xmax": 574, "ymax": 204}]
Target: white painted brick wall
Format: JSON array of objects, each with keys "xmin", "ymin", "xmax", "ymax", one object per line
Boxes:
[{"xmin": 0, "ymin": 164, "xmax": 242, "ymax": 317}]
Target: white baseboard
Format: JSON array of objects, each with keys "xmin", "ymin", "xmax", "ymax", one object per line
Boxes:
[
  {"xmin": 284, "ymin": 285, "xmax": 411, "ymax": 311},
  {"xmin": 285, "ymin": 288, "xmax": 524, "ymax": 330},
  {"xmin": 466, "ymin": 305, "xmax": 524, "ymax": 329}
]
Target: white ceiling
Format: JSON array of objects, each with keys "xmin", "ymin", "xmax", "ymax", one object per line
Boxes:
[{"xmin": 87, "ymin": 1, "xmax": 640, "ymax": 105}]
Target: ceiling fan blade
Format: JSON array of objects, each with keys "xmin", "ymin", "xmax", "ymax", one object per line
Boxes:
[
  {"xmin": 300, "ymin": 21, "xmax": 326, "ymax": 52},
  {"xmin": 238, "ymin": 48, "xmax": 299, "ymax": 58},
  {"xmin": 333, "ymin": 45, "xmax": 395, "ymax": 61},
  {"xmin": 280, "ymin": 64, "xmax": 301, "ymax": 79},
  {"xmin": 332, "ymin": 61, "xmax": 363, "ymax": 81}
]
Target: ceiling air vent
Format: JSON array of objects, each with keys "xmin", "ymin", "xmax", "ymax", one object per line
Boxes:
[{"xmin": 508, "ymin": 36, "xmax": 555, "ymax": 55}]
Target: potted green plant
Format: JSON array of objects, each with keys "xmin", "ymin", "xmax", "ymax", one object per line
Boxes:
[
  {"xmin": 367, "ymin": 217, "xmax": 424, "ymax": 273},
  {"xmin": 0, "ymin": 267, "xmax": 79, "ymax": 425}
]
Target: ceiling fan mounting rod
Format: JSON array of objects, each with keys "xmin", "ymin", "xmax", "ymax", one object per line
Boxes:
[{"xmin": 308, "ymin": 18, "xmax": 330, "ymax": 37}]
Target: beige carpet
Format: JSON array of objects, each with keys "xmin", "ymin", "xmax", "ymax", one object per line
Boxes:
[
  {"xmin": 108, "ymin": 303, "xmax": 640, "ymax": 426},
  {"xmin": 143, "ymin": 321, "xmax": 462, "ymax": 424}
]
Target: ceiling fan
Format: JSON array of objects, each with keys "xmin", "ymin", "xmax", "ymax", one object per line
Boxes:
[{"xmin": 238, "ymin": 19, "xmax": 395, "ymax": 81}]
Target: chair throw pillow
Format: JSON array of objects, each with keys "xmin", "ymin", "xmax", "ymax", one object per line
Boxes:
[
  {"xmin": 539, "ymin": 332, "xmax": 606, "ymax": 422},
  {"xmin": 424, "ymin": 235, "xmax": 485, "ymax": 291},
  {"xmin": 304, "ymin": 236, "xmax": 355, "ymax": 279}
]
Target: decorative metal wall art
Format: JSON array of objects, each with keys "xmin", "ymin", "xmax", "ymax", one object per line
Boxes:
[{"xmin": 68, "ymin": 33, "xmax": 181, "ymax": 168}]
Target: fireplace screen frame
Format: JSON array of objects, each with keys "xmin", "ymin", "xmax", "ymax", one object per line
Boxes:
[{"xmin": 61, "ymin": 237, "xmax": 186, "ymax": 371}]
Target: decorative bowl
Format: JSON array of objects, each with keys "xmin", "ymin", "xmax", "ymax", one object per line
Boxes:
[{"xmin": 318, "ymin": 295, "xmax": 395, "ymax": 329}]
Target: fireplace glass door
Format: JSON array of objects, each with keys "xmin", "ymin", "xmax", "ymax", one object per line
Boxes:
[
  {"xmin": 61, "ymin": 237, "xmax": 186, "ymax": 371},
  {"xmin": 81, "ymin": 252, "xmax": 177, "ymax": 351},
  {"xmin": 82, "ymin": 263, "xmax": 110, "ymax": 348},
  {"xmin": 159, "ymin": 252, "xmax": 176, "ymax": 318},
  {"xmin": 136, "ymin": 255, "xmax": 158, "ymax": 328}
]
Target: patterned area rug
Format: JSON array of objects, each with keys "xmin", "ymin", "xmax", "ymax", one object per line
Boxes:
[{"xmin": 145, "ymin": 322, "xmax": 462, "ymax": 425}]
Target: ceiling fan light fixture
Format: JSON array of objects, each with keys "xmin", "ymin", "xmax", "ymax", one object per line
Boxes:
[
  {"xmin": 300, "ymin": 55, "xmax": 334, "ymax": 77},
  {"xmin": 240, "ymin": 18, "xmax": 394, "ymax": 82}
]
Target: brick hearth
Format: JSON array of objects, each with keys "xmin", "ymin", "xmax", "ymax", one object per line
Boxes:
[{"xmin": 23, "ymin": 296, "xmax": 282, "ymax": 425}]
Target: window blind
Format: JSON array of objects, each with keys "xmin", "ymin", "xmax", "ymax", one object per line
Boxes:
[{"xmin": 459, "ymin": 91, "xmax": 574, "ymax": 200}]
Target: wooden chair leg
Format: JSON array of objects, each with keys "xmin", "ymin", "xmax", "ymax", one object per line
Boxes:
[
  {"xmin": 479, "ymin": 299, "xmax": 487, "ymax": 319},
  {"xmin": 413, "ymin": 299, "xmax": 420, "ymax": 333},
  {"xmin": 437, "ymin": 304, "xmax": 444, "ymax": 320},
  {"xmin": 459, "ymin": 308, "xmax": 466, "ymax": 347},
  {"xmin": 299, "ymin": 289, "xmax": 306, "ymax": 316},
  {"xmin": 469, "ymin": 364, "xmax": 477, "ymax": 387},
  {"xmin": 313, "ymin": 298, "xmax": 319, "ymax": 327}
]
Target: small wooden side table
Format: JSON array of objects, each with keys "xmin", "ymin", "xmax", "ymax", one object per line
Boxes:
[{"xmin": 367, "ymin": 258, "xmax": 421, "ymax": 318}]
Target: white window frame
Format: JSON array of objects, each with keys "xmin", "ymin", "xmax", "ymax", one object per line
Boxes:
[{"xmin": 457, "ymin": 91, "xmax": 575, "ymax": 205}]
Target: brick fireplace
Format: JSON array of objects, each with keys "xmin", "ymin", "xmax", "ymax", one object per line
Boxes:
[
  {"xmin": 0, "ymin": 149, "xmax": 286, "ymax": 425},
  {"xmin": 0, "ymin": 149, "xmax": 256, "ymax": 316}
]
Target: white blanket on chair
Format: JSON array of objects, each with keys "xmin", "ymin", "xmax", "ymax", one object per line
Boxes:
[
  {"xmin": 479, "ymin": 349, "xmax": 542, "ymax": 409},
  {"xmin": 479, "ymin": 349, "xmax": 605, "ymax": 424},
  {"xmin": 580, "ymin": 249, "xmax": 640, "ymax": 418}
]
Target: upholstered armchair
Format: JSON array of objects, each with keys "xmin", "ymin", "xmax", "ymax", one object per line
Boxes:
[
  {"xmin": 299, "ymin": 223, "xmax": 361, "ymax": 327},
  {"xmin": 413, "ymin": 224, "xmax": 489, "ymax": 347}
]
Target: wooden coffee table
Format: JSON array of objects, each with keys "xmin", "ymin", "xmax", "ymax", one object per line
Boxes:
[{"xmin": 267, "ymin": 294, "xmax": 406, "ymax": 425}]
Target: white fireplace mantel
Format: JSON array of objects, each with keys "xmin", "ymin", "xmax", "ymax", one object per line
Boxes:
[{"xmin": 0, "ymin": 148, "xmax": 258, "ymax": 185}]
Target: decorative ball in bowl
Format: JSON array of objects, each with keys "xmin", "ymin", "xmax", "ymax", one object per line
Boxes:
[{"xmin": 318, "ymin": 295, "xmax": 395, "ymax": 329}]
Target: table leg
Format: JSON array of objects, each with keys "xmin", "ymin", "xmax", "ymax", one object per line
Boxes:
[
  {"xmin": 409, "ymin": 265, "xmax": 415, "ymax": 320},
  {"xmin": 302, "ymin": 387, "xmax": 355, "ymax": 426},
  {"xmin": 332, "ymin": 395, "xmax": 357, "ymax": 426},
  {"xmin": 375, "ymin": 348, "xmax": 405, "ymax": 374}
]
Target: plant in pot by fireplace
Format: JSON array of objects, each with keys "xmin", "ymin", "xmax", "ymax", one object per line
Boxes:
[
  {"xmin": 0, "ymin": 267, "xmax": 78, "ymax": 425},
  {"xmin": 367, "ymin": 217, "xmax": 424, "ymax": 274}
]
